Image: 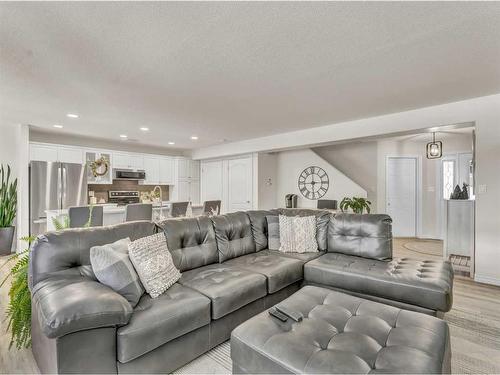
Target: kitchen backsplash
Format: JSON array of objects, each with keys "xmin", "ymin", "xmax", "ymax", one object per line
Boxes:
[{"xmin": 88, "ymin": 180, "xmax": 169, "ymax": 203}]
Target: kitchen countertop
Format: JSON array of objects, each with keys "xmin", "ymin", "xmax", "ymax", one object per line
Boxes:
[{"xmin": 46, "ymin": 202, "xmax": 203, "ymax": 215}]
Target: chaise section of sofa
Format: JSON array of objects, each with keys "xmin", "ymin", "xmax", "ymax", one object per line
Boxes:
[{"xmin": 304, "ymin": 213, "xmax": 454, "ymax": 315}]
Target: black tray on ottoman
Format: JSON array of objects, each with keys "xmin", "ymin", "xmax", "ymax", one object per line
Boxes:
[{"xmin": 231, "ymin": 285, "xmax": 451, "ymax": 374}]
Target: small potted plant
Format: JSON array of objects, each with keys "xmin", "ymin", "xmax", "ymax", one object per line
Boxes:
[
  {"xmin": 339, "ymin": 197, "xmax": 371, "ymax": 214},
  {"xmin": 0, "ymin": 165, "xmax": 17, "ymax": 255}
]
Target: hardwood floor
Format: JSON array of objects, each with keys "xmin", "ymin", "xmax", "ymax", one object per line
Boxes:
[{"xmin": 1, "ymin": 239, "xmax": 499, "ymax": 373}]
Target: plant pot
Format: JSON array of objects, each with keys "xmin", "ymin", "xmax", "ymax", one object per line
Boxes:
[{"xmin": 0, "ymin": 226, "xmax": 15, "ymax": 255}]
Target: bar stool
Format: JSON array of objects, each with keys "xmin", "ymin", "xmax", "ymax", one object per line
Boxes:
[
  {"xmin": 170, "ymin": 202, "xmax": 189, "ymax": 218},
  {"xmin": 202, "ymin": 200, "xmax": 221, "ymax": 216},
  {"xmin": 68, "ymin": 205, "xmax": 103, "ymax": 228},
  {"xmin": 125, "ymin": 203, "xmax": 153, "ymax": 221}
]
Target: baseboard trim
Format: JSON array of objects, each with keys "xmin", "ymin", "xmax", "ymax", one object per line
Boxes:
[{"xmin": 474, "ymin": 274, "xmax": 500, "ymax": 287}]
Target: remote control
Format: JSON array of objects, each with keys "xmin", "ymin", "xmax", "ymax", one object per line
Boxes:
[
  {"xmin": 269, "ymin": 307, "xmax": 288, "ymax": 322},
  {"xmin": 275, "ymin": 305, "xmax": 304, "ymax": 322}
]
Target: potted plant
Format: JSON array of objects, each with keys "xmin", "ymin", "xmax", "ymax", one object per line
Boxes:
[
  {"xmin": 1, "ymin": 235, "xmax": 35, "ymax": 349},
  {"xmin": 339, "ymin": 197, "xmax": 372, "ymax": 214},
  {"xmin": 0, "ymin": 165, "xmax": 17, "ymax": 255}
]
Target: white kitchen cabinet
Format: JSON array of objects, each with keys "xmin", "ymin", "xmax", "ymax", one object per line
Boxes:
[
  {"xmin": 85, "ymin": 151, "xmax": 113, "ymax": 184},
  {"xmin": 201, "ymin": 160, "xmax": 224, "ymax": 202},
  {"xmin": 58, "ymin": 147, "xmax": 84, "ymax": 164},
  {"xmin": 189, "ymin": 179, "xmax": 200, "ymax": 205},
  {"xmin": 113, "ymin": 152, "xmax": 144, "ymax": 170},
  {"xmin": 30, "ymin": 144, "xmax": 59, "ymax": 162},
  {"xmin": 159, "ymin": 157, "xmax": 175, "ymax": 184},
  {"xmin": 142, "ymin": 156, "xmax": 160, "ymax": 184},
  {"xmin": 190, "ymin": 160, "xmax": 200, "ymax": 179},
  {"xmin": 176, "ymin": 180, "xmax": 191, "ymax": 201}
]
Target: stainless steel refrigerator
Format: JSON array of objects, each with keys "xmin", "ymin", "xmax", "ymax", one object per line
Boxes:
[{"xmin": 30, "ymin": 161, "xmax": 88, "ymax": 236}]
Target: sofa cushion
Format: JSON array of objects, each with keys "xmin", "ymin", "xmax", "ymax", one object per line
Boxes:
[
  {"xmin": 224, "ymin": 251, "xmax": 304, "ymax": 293},
  {"xmin": 266, "ymin": 215, "xmax": 280, "ymax": 250},
  {"xmin": 304, "ymin": 253, "xmax": 453, "ymax": 312},
  {"xmin": 328, "ymin": 213, "xmax": 392, "ymax": 260},
  {"xmin": 178, "ymin": 264, "xmax": 267, "ymax": 319},
  {"xmin": 212, "ymin": 212, "xmax": 256, "ymax": 262},
  {"xmin": 272, "ymin": 208, "xmax": 330, "ymax": 251},
  {"xmin": 267, "ymin": 249, "xmax": 325, "ymax": 262},
  {"xmin": 157, "ymin": 216, "xmax": 218, "ymax": 272},
  {"xmin": 246, "ymin": 210, "xmax": 275, "ymax": 251},
  {"xmin": 231, "ymin": 286, "xmax": 451, "ymax": 374},
  {"xmin": 117, "ymin": 283, "xmax": 210, "ymax": 363}
]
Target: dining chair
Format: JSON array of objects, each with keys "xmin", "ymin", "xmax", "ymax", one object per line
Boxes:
[
  {"xmin": 202, "ymin": 200, "xmax": 221, "ymax": 216},
  {"xmin": 170, "ymin": 201, "xmax": 189, "ymax": 218},
  {"xmin": 125, "ymin": 203, "xmax": 153, "ymax": 221},
  {"xmin": 68, "ymin": 205, "xmax": 104, "ymax": 228}
]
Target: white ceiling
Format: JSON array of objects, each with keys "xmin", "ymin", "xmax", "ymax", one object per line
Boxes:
[{"xmin": 1, "ymin": 2, "xmax": 499, "ymax": 150}]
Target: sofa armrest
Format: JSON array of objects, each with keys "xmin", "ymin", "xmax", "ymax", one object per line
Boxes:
[{"xmin": 32, "ymin": 276, "xmax": 133, "ymax": 339}]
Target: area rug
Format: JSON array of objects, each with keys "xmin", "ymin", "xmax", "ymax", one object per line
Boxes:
[{"xmin": 403, "ymin": 239, "xmax": 443, "ymax": 257}]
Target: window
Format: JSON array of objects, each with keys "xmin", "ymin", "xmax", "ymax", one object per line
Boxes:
[{"xmin": 442, "ymin": 160, "xmax": 455, "ymax": 200}]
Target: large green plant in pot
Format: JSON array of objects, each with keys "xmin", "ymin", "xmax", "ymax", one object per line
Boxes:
[
  {"xmin": 0, "ymin": 164, "xmax": 17, "ymax": 255},
  {"xmin": 339, "ymin": 197, "xmax": 372, "ymax": 214}
]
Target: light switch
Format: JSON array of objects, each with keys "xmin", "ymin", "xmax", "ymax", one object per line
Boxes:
[{"xmin": 478, "ymin": 184, "xmax": 487, "ymax": 194}]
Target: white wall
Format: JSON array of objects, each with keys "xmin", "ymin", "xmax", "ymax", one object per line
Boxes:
[
  {"xmin": 275, "ymin": 148, "xmax": 366, "ymax": 209},
  {"xmin": 257, "ymin": 153, "xmax": 278, "ymax": 209},
  {"xmin": 313, "ymin": 141, "xmax": 378, "ymax": 211},
  {"xmin": 0, "ymin": 123, "xmax": 29, "ymax": 252}
]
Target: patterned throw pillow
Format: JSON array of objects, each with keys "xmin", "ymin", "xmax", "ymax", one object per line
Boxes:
[
  {"xmin": 128, "ymin": 233, "xmax": 181, "ymax": 298},
  {"xmin": 279, "ymin": 215, "xmax": 318, "ymax": 253},
  {"xmin": 90, "ymin": 238, "xmax": 144, "ymax": 307},
  {"xmin": 266, "ymin": 215, "xmax": 281, "ymax": 250}
]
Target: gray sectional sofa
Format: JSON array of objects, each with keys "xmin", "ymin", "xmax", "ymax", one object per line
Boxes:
[{"xmin": 28, "ymin": 208, "xmax": 453, "ymax": 374}]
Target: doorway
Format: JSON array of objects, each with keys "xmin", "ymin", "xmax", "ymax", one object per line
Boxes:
[{"xmin": 386, "ymin": 156, "xmax": 419, "ymax": 237}]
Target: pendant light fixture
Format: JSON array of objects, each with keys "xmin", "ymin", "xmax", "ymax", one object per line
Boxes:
[{"xmin": 426, "ymin": 132, "xmax": 442, "ymax": 159}]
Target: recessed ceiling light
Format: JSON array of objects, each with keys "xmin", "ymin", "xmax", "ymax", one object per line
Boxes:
[
  {"xmin": 119, "ymin": 134, "xmax": 128, "ymax": 139},
  {"xmin": 168, "ymin": 141, "xmax": 175, "ymax": 145},
  {"xmin": 140, "ymin": 127, "xmax": 149, "ymax": 131},
  {"xmin": 66, "ymin": 113, "xmax": 79, "ymax": 118},
  {"xmin": 190, "ymin": 136, "xmax": 198, "ymax": 140},
  {"xmin": 53, "ymin": 124, "xmax": 63, "ymax": 129}
]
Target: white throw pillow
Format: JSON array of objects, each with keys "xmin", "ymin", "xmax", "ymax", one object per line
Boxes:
[
  {"xmin": 128, "ymin": 233, "xmax": 181, "ymax": 298},
  {"xmin": 278, "ymin": 215, "xmax": 318, "ymax": 253}
]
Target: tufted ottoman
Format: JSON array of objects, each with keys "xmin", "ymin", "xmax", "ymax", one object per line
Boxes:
[{"xmin": 231, "ymin": 286, "xmax": 451, "ymax": 374}]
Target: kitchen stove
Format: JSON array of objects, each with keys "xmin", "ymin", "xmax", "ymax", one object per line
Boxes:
[{"xmin": 108, "ymin": 191, "xmax": 140, "ymax": 206}]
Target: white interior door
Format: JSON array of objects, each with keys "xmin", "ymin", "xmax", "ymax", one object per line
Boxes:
[
  {"xmin": 201, "ymin": 160, "xmax": 224, "ymax": 202},
  {"xmin": 228, "ymin": 157, "xmax": 253, "ymax": 212},
  {"xmin": 386, "ymin": 157, "xmax": 417, "ymax": 237}
]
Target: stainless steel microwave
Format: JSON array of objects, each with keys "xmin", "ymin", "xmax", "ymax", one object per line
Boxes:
[{"xmin": 113, "ymin": 169, "xmax": 146, "ymax": 181}]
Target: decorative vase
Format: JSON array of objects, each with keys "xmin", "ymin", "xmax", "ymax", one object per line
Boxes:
[{"xmin": 0, "ymin": 226, "xmax": 15, "ymax": 255}]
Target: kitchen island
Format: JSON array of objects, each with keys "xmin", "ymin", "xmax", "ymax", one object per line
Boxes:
[{"xmin": 45, "ymin": 202, "xmax": 204, "ymax": 231}]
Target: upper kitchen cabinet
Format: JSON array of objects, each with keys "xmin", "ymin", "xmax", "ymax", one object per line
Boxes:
[
  {"xmin": 30, "ymin": 143, "xmax": 83, "ymax": 164},
  {"xmin": 176, "ymin": 158, "xmax": 200, "ymax": 180},
  {"xmin": 113, "ymin": 152, "xmax": 144, "ymax": 170},
  {"xmin": 30, "ymin": 144, "xmax": 59, "ymax": 162},
  {"xmin": 159, "ymin": 157, "xmax": 175, "ymax": 184},
  {"xmin": 85, "ymin": 150, "xmax": 113, "ymax": 184},
  {"xmin": 140, "ymin": 156, "xmax": 174, "ymax": 185}
]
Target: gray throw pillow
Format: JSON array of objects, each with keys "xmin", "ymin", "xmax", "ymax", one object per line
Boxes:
[
  {"xmin": 128, "ymin": 233, "xmax": 181, "ymax": 298},
  {"xmin": 90, "ymin": 238, "xmax": 144, "ymax": 307},
  {"xmin": 266, "ymin": 215, "xmax": 281, "ymax": 250}
]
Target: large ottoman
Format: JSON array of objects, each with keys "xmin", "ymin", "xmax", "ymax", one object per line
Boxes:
[{"xmin": 231, "ymin": 286, "xmax": 451, "ymax": 374}]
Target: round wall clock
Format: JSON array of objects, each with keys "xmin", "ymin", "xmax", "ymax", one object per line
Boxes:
[{"xmin": 298, "ymin": 166, "xmax": 329, "ymax": 200}]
